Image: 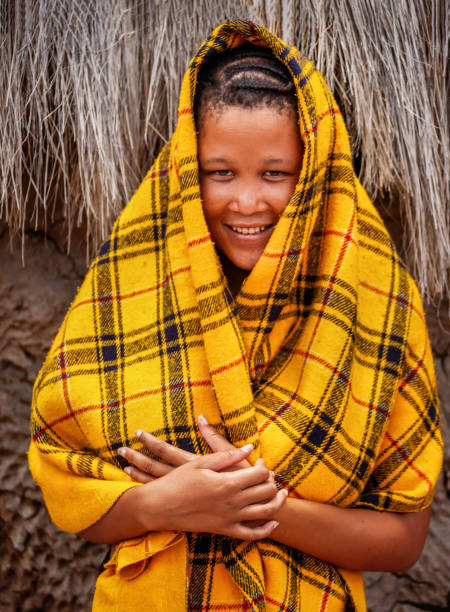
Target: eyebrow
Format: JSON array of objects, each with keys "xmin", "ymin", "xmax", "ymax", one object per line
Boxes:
[
  {"xmin": 201, "ymin": 157, "xmax": 232, "ymax": 164},
  {"xmin": 200, "ymin": 157, "xmax": 288, "ymax": 164}
]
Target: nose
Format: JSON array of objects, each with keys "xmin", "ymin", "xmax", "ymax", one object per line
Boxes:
[{"xmin": 230, "ymin": 184, "xmax": 267, "ymax": 215}]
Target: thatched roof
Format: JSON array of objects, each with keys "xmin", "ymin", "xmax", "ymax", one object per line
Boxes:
[{"xmin": 1, "ymin": 0, "xmax": 448, "ymax": 301}]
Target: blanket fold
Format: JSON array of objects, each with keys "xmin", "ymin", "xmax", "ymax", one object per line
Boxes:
[{"xmin": 29, "ymin": 20, "xmax": 442, "ymax": 611}]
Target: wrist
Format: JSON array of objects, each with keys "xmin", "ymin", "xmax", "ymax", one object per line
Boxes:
[
  {"xmin": 132, "ymin": 479, "xmax": 171, "ymax": 533},
  {"xmin": 268, "ymin": 495, "xmax": 287, "ymax": 539},
  {"xmin": 270, "ymin": 496, "xmax": 308, "ymax": 541}
]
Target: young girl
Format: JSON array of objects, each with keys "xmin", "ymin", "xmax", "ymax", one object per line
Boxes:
[{"xmin": 29, "ymin": 21, "xmax": 442, "ymax": 611}]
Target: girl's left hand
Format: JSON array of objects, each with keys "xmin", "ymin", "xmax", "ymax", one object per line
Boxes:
[{"xmin": 118, "ymin": 415, "xmax": 253, "ymax": 483}]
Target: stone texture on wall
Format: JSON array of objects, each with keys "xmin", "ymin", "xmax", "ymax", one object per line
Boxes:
[
  {"xmin": 0, "ymin": 228, "xmax": 448, "ymax": 611},
  {"xmin": 0, "ymin": 231, "xmax": 106, "ymax": 611}
]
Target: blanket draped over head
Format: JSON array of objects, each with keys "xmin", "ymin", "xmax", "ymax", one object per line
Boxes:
[{"xmin": 29, "ymin": 20, "xmax": 442, "ymax": 612}]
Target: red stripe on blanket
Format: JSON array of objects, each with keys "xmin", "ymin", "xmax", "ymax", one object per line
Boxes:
[
  {"xmin": 57, "ymin": 345, "xmax": 75, "ymax": 421},
  {"xmin": 360, "ymin": 280, "xmax": 424, "ymax": 319},
  {"xmin": 189, "ymin": 602, "xmax": 252, "ymax": 610},
  {"xmin": 319, "ymin": 567, "xmax": 334, "ymax": 612},
  {"xmin": 263, "ymin": 246, "xmax": 304, "ymax": 258},
  {"xmin": 262, "ymin": 229, "xmax": 356, "ymax": 260},
  {"xmin": 32, "ymin": 380, "xmax": 211, "ymax": 441},
  {"xmin": 283, "ymin": 347, "xmax": 350, "ymax": 385},
  {"xmin": 274, "ymin": 473, "xmax": 303, "ymax": 499},
  {"xmin": 146, "ymin": 165, "xmax": 171, "ymax": 180},
  {"xmin": 385, "ymin": 432, "xmax": 432, "ymax": 495},
  {"xmin": 249, "ymin": 361, "xmax": 269, "ymax": 375},
  {"xmin": 277, "ymin": 345, "xmax": 389, "ymax": 418},
  {"xmin": 190, "ymin": 595, "xmax": 296, "ymax": 611},
  {"xmin": 399, "ymin": 347, "xmax": 426, "ymax": 390},
  {"xmin": 210, "ymin": 354, "xmax": 247, "ymax": 377},
  {"xmin": 259, "ymin": 214, "xmax": 388, "ymax": 434},
  {"xmin": 296, "ymin": 212, "xmax": 355, "ymax": 402},
  {"xmin": 187, "ymin": 234, "xmax": 211, "ymax": 248},
  {"xmin": 301, "ymin": 108, "xmax": 341, "ymax": 138},
  {"xmin": 174, "ymin": 143, "xmax": 180, "ymax": 180},
  {"xmin": 71, "ymin": 266, "xmax": 191, "ymax": 311},
  {"xmin": 258, "ymin": 388, "xmax": 299, "ymax": 436},
  {"xmin": 350, "ymin": 393, "xmax": 389, "ymax": 418},
  {"xmin": 265, "ymin": 595, "xmax": 297, "ymax": 611},
  {"xmin": 311, "ymin": 229, "xmax": 357, "ymax": 245},
  {"xmin": 178, "ymin": 107, "xmax": 193, "ymax": 117}
]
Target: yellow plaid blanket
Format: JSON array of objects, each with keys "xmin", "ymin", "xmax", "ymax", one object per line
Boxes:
[{"xmin": 29, "ymin": 21, "xmax": 442, "ymax": 611}]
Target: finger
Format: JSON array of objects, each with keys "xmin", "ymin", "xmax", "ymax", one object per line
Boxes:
[
  {"xmin": 123, "ymin": 465, "xmax": 155, "ymax": 483},
  {"xmin": 233, "ymin": 519, "xmax": 279, "ymax": 542},
  {"xmin": 195, "ymin": 444, "xmax": 254, "ymax": 472},
  {"xmin": 135, "ymin": 430, "xmax": 195, "ymax": 466},
  {"xmin": 239, "ymin": 489, "xmax": 288, "ymax": 522},
  {"xmin": 197, "ymin": 415, "xmax": 234, "ymax": 452},
  {"xmin": 198, "ymin": 415, "xmax": 252, "ymax": 471},
  {"xmin": 118, "ymin": 446, "xmax": 172, "ymax": 477},
  {"xmin": 236, "ymin": 480, "xmax": 278, "ymax": 507},
  {"xmin": 265, "ymin": 469, "xmax": 277, "ymax": 487},
  {"xmin": 225, "ymin": 458, "xmax": 270, "ymax": 489}
]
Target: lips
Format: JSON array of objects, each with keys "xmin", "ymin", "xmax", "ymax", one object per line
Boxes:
[{"xmin": 228, "ymin": 224, "xmax": 273, "ymax": 235}]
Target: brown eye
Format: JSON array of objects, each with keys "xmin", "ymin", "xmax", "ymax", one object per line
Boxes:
[
  {"xmin": 264, "ymin": 170, "xmax": 287, "ymax": 177},
  {"xmin": 213, "ymin": 169, "xmax": 233, "ymax": 176}
]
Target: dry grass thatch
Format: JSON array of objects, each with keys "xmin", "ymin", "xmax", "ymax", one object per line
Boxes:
[{"xmin": 0, "ymin": 0, "xmax": 448, "ymax": 302}]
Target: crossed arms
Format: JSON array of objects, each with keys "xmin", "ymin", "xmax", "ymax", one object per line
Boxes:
[{"xmin": 79, "ymin": 416, "xmax": 430, "ymax": 572}]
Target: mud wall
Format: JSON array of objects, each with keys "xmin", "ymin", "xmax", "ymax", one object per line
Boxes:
[{"xmin": 0, "ymin": 224, "xmax": 448, "ymax": 611}]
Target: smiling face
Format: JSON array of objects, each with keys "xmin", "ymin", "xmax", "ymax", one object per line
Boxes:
[{"xmin": 198, "ymin": 105, "xmax": 303, "ymax": 275}]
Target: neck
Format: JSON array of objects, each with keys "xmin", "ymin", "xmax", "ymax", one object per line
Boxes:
[{"xmin": 218, "ymin": 251, "xmax": 249, "ymax": 297}]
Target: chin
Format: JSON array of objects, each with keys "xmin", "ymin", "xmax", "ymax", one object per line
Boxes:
[{"xmin": 230, "ymin": 255, "xmax": 261, "ymax": 272}]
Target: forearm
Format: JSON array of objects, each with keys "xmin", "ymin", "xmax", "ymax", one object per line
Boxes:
[
  {"xmin": 271, "ymin": 498, "xmax": 430, "ymax": 571},
  {"xmin": 78, "ymin": 446, "xmax": 284, "ymax": 544},
  {"xmin": 78, "ymin": 481, "xmax": 164, "ymax": 544}
]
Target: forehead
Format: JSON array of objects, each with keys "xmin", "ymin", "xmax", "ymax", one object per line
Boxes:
[{"xmin": 198, "ymin": 105, "xmax": 301, "ymax": 161}]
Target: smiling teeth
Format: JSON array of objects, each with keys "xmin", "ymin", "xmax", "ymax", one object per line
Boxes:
[{"xmin": 231, "ymin": 226, "xmax": 270, "ymax": 234}]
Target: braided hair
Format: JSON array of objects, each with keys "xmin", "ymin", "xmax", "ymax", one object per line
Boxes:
[{"xmin": 194, "ymin": 43, "xmax": 297, "ymax": 125}]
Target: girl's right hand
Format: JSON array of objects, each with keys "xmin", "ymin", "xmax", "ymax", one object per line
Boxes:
[{"xmin": 140, "ymin": 445, "xmax": 287, "ymax": 541}]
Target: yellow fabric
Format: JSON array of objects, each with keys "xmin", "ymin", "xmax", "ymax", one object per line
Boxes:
[{"xmin": 29, "ymin": 20, "xmax": 442, "ymax": 611}]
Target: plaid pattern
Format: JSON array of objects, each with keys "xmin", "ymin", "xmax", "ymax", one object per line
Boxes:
[{"xmin": 29, "ymin": 21, "xmax": 442, "ymax": 612}]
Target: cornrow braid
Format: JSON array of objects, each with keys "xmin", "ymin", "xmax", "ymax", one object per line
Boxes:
[{"xmin": 194, "ymin": 43, "xmax": 297, "ymax": 126}]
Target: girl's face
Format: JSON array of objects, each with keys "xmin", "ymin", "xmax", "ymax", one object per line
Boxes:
[{"xmin": 198, "ymin": 105, "xmax": 303, "ymax": 272}]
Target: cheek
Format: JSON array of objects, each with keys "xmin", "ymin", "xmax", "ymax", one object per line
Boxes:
[
  {"xmin": 269, "ymin": 182, "xmax": 298, "ymax": 214},
  {"xmin": 200, "ymin": 182, "xmax": 228, "ymax": 219}
]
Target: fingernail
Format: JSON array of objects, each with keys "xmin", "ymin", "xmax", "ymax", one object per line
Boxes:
[
  {"xmin": 270, "ymin": 521, "xmax": 279, "ymax": 529},
  {"xmin": 270, "ymin": 470, "xmax": 275, "ymax": 478},
  {"xmin": 282, "ymin": 489, "xmax": 289, "ymax": 496},
  {"xmin": 256, "ymin": 458, "xmax": 265, "ymax": 466},
  {"xmin": 198, "ymin": 414, "xmax": 208, "ymax": 426},
  {"xmin": 124, "ymin": 466, "xmax": 132, "ymax": 475},
  {"xmin": 240, "ymin": 443, "xmax": 254, "ymax": 453},
  {"xmin": 135, "ymin": 429, "xmax": 143, "ymax": 439},
  {"xmin": 118, "ymin": 447, "xmax": 127, "ymax": 457}
]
